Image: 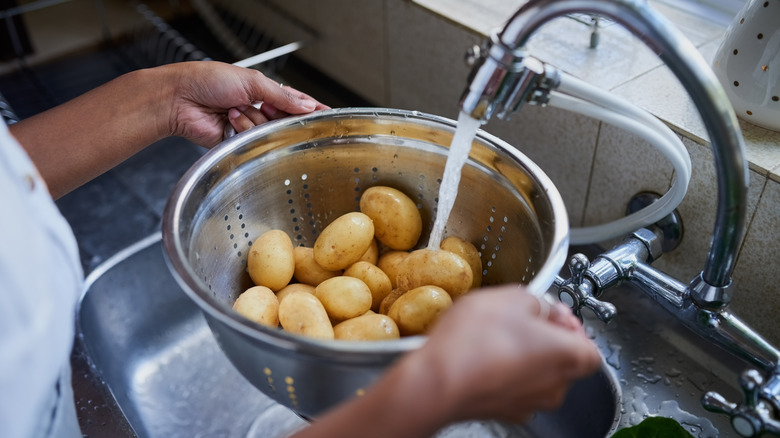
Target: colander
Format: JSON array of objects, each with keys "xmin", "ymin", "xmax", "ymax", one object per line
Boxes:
[{"xmin": 161, "ymin": 107, "xmax": 570, "ymax": 418}]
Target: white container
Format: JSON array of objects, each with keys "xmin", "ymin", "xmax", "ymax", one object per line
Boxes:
[{"xmin": 712, "ymin": 0, "xmax": 780, "ymax": 131}]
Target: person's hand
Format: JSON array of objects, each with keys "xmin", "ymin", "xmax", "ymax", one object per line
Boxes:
[
  {"xmin": 406, "ymin": 284, "xmax": 602, "ymax": 425},
  {"xmin": 161, "ymin": 61, "xmax": 328, "ymax": 147},
  {"xmin": 288, "ymin": 285, "xmax": 602, "ymax": 438}
]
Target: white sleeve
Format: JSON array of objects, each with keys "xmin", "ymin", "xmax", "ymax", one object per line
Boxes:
[{"xmin": 0, "ymin": 122, "xmax": 83, "ymax": 438}]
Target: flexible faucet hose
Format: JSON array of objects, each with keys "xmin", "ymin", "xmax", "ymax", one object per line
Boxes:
[{"xmin": 548, "ymin": 73, "xmax": 692, "ymax": 244}]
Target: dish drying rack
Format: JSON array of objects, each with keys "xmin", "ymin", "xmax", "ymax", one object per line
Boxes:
[{"xmin": 120, "ymin": 0, "xmax": 316, "ymax": 75}]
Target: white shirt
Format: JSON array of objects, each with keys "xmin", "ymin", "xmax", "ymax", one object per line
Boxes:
[{"xmin": 0, "ymin": 122, "xmax": 83, "ymax": 438}]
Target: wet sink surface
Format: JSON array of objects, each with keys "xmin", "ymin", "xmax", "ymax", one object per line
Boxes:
[{"xmin": 76, "ymin": 234, "xmax": 747, "ymax": 437}]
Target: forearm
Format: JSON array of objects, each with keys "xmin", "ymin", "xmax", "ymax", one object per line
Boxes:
[
  {"xmin": 10, "ymin": 67, "xmax": 172, "ymax": 199},
  {"xmin": 292, "ymin": 353, "xmax": 452, "ymax": 438}
]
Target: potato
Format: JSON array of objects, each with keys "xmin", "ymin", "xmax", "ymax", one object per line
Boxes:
[
  {"xmin": 314, "ymin": 276, "xmax": 373, "ymax": 322},
  {"xmin": 396, "ymin": 249, "xmax": 472, "ymax": 299},
  {"xmin": 359, "ymin": 186, "xmax": 422, "ymax": 250},
  {"xmin": 344, "ymin": 261, "xmax": 393, "ymax": 312},
  {"xmin": 313, "ymin": 212, "xmax": 375, "ymax": 270},
  {"xmin": 376, "ymin": 250, "xmax": 409, "ymax": 289},
  {"xmin": 440, "ymin": 236, "xmax": 483, "ymax": 289},
  {"xmin": 278, "ymin": 292, "xmax": 334, "ymax": 340},
  {"xmin": 293, "ymin": 246, "xmax": 342, "ymax": 286},
  {"xmin": 357, "ymin": 238, "xmax": 379, "ymax": 265},
  {"xmin": 379, "ymin": 288, "xmax": 406, "ymax": 315},
  {"xmin": 387, "ymin": 285, "xmax": 453, "ymax": 336},
  {"xmin": 334, "ymin": 313, "xmax": 400, "ymax": 341},
  {"xmin": 276, "ymin": 283, "xmax": 315, "ymax": 304},
  {"xmin": 247, "ymin": 229, "xmax": 295, "ymax": 291},
  {"xmin": 232, "ymin": 286, "xmax": 279, "ymax": 328}
]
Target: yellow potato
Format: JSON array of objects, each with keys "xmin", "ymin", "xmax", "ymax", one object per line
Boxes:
[
  {"xmin": 387, "ymin": 285, "xmax": 453, "ymax": 336},
  {"xmin": 357, "ymin": 238, "xmax": 379, "ymax": 265},
  {"xmin": 247, "ymin": 229, "xmax": 295, "ymax": 291},
  {"xmin": 293, "ymin": 246, "xmax": 342, "ymax": 286},
  {"xmin": 232, "ymin": 286, "xmax": 279, "ymax": 328},
  {"xmin": 314, "ymin": 276, "xmax": 373, "ymax": 322},
  {"xmin": 379, "ymin": 288, "xmax": 406, "ymax": 315},
  {"xmin": 359, "ymin": 186, "xmax": 422, "ymax": 250},
  {"xmin": 276, "ymin": 283, "xmax": 315, "ymax": 304},
  {"xmin": 313, "ymin": 212, "xmax": 375, "ymax": 270},
  {"xmin": 376, "ymin": 250, "xmax": 409, "ymax": 289},
  {"xmin": 344, "ymin": 261, "xmax": 393, "ymax": 312},
  {"xmin": 396, "ymin": 249, "xmax": 473, "ymax": 299},
  {"xmin": 334, "ymin": 313, "xmax": 400, "ymax": 341},
  {"xmin": 278, "ymin": 292, "xmax": 334, "ymax": 340},
  {"xmin": 440, "ymin": 236, "xmax": 483, "ymax": 289}
]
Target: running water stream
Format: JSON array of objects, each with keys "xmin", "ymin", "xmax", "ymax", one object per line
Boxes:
[{"xmin": 426, "ymin": 112, "xmax": 483, "ymax": 249}]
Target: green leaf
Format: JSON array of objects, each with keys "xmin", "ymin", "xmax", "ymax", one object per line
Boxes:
[{"xmin": 611, "ymin": 417, "xmax": 695, "ymax": 438}]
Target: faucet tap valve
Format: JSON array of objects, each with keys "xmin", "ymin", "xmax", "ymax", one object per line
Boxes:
[
  {"xmin": 702, "ymin": 369, "xmax": 780, "ymax": 437},
  {"xmin": 557, "ymin": 254, "xmax": 617, "ymax": 323}
]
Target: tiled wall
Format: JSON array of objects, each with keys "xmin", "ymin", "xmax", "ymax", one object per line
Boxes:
[{"xmin": 254, "ymin": 0, "xmax": 780, "ymax": 345}]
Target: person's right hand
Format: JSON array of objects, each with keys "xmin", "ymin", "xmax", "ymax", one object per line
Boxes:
[{"xmin": 407, "ymin": 284, "xmax": 602, "ymax": 425}]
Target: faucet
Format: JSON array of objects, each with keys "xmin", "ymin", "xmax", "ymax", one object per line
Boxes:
[{"xmin": 459, "ymin": 0, "xmax": 780, "ymax": 436}]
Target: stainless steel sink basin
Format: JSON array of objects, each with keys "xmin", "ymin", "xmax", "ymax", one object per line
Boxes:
[{"xmin": 76, "ymin": 233, "xmax": 746, "ymax": 437}]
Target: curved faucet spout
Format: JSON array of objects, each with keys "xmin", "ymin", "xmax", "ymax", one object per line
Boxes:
[{"xmin": 460, "ymin": 0, "xmax": 748, "ymax": 305}]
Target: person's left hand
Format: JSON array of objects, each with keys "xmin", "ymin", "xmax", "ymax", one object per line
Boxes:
[{"xmin": 162, "ymin": 61, "xmax": 328, "ymax": 147}]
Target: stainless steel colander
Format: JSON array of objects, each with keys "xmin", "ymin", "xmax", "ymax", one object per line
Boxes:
[{"xmin": 161, "ymin": 107, "xmax": 570, "ymax": 418}]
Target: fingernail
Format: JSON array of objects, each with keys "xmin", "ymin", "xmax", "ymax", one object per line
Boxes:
[
  {"xmin": 301, "ymin": 100, "xmax": 316, "ymax": 111},
  {"xmin": 228, "ymin": 108, "xmax": 241, "ymax": 120}
]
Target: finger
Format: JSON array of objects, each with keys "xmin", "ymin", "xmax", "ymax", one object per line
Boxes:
[
  {"xmin": 260, "ymin": 102, "xmax": 289, "ymax": 121},
  {"xmin": 548, "ymin": 301, "xmax": 585, "ymax": 332},
  {"xmin": 533, "ymin": 294, "xmax": 552, "ymax": 320},
  {"xmin": 228, "ymin": 107, "xmax": 265, "ymax": 134},
  {"xmin": 240, "ymin": 104, "xmax": 271, "ymax": 126},
  {"xmin": 250, "ymin": 75, "xmax": 322, "ymax": 115}
]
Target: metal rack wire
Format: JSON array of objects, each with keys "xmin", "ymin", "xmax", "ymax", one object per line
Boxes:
[{"xmin": 121, "ymin": 0, "xmax": 314, "ymax": 78}]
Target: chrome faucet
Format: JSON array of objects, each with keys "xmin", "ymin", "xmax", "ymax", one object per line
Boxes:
[{"xmin": 459, "ymin": 0, "xmax": 780, "ymax": 436}]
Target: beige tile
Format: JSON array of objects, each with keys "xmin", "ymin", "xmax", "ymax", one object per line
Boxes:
[
  {"xmin": 613, "ymin": 37, "xmax": 780, "ymax": 178},
  {"xmin": 610, "ymin": 44, "xmax": 712, "ymax": 146},
  {"xmin": 219, "ymin": 0, "xmax": 317, "ymax": 48},
  {"xmin": 648, "ymin": 0, "xmax": 726, "ymax": 47},
  {"xmin": 413, "ymin": 0, "xmax": 526, "ymax": 36},
  {"xmin": 483, "ymin": 104, "xmax": 600, "ymax": 228},
  {"xmin": 740, "ymin": 119, "xmax": 780, "ymax": 179},
  {"xmin": 524, "ymin": 16, "xmax": 664, "ymax": 91},
  {"xmin": 386, "ymin": 0, "xmax": 482, "ymax": 116},
  {"xmin": 652, "ymin": 140, "xmax": 763, "ymax": 284},
  {"xmin": 731, "ymin": 177, "xmax": 780, "ymax": 345},
  {"xmin": 266, "ymin": 0, "xmax": 387, "ymax": 105},
  {"xmin": 580, "ymin": 122, "xmax": 675, "ymax": 247}
]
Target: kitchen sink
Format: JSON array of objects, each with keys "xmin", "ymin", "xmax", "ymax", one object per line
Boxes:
[{"xmin": 76, "ymin": 233, "xmax": 747, "ymax": 437}]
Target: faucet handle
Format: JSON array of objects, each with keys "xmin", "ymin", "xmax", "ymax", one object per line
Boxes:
[
  {"xmin": 556, "ymin": 253, "xmax": 617, "ymax": 323},
  {"xmin": 702, "ymin": 369, "xmax": 780, "ymax": 437}
]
